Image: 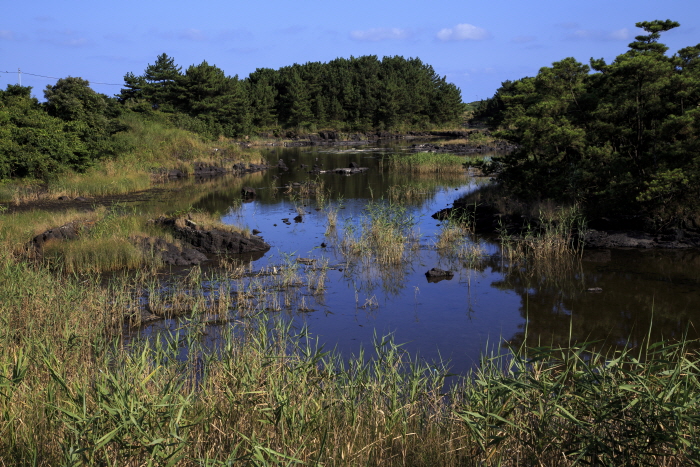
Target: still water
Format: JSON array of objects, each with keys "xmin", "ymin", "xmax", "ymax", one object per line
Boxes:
[{"xmin": 138, "ymin": 142, "xmax": 700, "ymax": 373}]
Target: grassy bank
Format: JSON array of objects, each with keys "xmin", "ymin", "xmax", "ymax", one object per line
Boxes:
[
  {"xmin": 0, "ymin": 203, "xmax": 248, "ymax": 273},
  {"xmin": 0, "ymin": 114, "xmax": 265, "ymax": 204},
  {"xmin": 0, "ymin": 250, "xmax": 697, "ymax": 465}
]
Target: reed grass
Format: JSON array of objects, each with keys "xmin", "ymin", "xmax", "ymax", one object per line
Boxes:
[
  {"xmin": 0, "ymin": 246, "xmax": 698, "ymax": 466},
  {"xmin": 387, "ymin": 152, "xmax": 467, "ymax": 174},
  {"xmin": 387, "ymin": 182, "xmax": 439, "ymax": 203},
  {"xmin": 48, "ymin": 162, "xmax": 152, "ymax": 198},
  {"xmin": 0, "ymin": 178, "xmax": 46, "ymax": 204},
  {"xmin": 43, "ymin": 236, "xmax": 151, "ymax": 273},
  {"xmin": 499, "ymin": 204, "xmax": 586, "ymax": 267},
  {"xmin": 457, "ymin": 337, "xmax": 700, "ymax": 466},
  {"xmin": 341, "ymin": 200, "xmax": 418, "ymax": 266}
]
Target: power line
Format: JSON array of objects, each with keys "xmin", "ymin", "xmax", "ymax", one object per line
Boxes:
[{"xmin": 0, "ymin": 70, "xmax": 122, "ymax": 86}]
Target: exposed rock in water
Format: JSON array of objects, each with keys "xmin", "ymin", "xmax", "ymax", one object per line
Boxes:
[
  {"xmin": 425, "ymin": 268, "xmax": 454, "ymax": 283},
  {"xmin": 193, "ymin": 162, "xmax": 228, "ymax": 178},
  {"xmin": 434, "ymin": 197, "xmax": 700, "ymax": 250},
  {"xmin": 155, "ymin": 217, "xmax": 271, "ymax": 256}
]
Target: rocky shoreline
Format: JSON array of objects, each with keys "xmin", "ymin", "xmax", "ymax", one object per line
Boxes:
[
  {"xmin": 30, "ymin": 216, "xmax": 271, "ymax": 267},
  {"xmin": 433, "ymin": 200, "xmax": 700, "ymax": 250}
]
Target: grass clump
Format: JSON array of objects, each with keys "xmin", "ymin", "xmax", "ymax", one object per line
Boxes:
[
  {"xmin": 388, "ymin": 152, "xmax": 467, "ymax": 174},
  {"xmin": 176, "ymin": 210, "xmax": 250, "ymax": 237},
  {"xmin": 0, "ymin": 209, "xmax": 100, "ymax": 255},
  {"xmin": 40, "ymin": 206, "xmax": 164, "ymax": 273},
  {"xmin": 500, "ymin": 203, "xmax": 586, "ymax": 265},
  {"xmin": 341, "ymin": 200, "xmax": 418, "ymax": 265}
]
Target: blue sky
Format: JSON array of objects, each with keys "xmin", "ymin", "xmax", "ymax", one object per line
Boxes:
[{"xmin": 2, "ymin": 0, "xmax": 699, "ymax": 102}]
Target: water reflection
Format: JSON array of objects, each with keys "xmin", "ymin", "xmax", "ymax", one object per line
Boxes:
[
  {"xmin": 129, "ymin": 142, "xmax": 700, "ymax": 374},
  {"xmin": 490, "ymin": 249, "xmax": 700, "ymax": 352}
]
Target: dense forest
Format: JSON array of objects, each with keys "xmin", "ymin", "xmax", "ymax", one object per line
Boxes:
[
  {"xmin": 0, "ymin": 55, "xmax": 463, "ymax": 180},
  {"xmin": 118, "ymin": 54, "xmax": 463, "ymax": 136},
  {"xmin": 476, "ymin": 20, "xmax": 700, "ymax": 227}
]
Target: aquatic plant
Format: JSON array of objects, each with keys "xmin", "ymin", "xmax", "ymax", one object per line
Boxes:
[
  {"xmin": 340, "ymin": 200, "xmax": 418, "ymax": 266},
  {"xmin": 499, "ymin": 203, "xmax": 586, "ymax": 265},
  {"xmin": 387, "ymin": 152, "xmax": 467, "ymax": 174}
]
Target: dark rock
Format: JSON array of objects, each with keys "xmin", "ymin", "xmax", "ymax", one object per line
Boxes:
[
  {"xmin": 168, "ymin": 169, "xmax": 185, "ymax": 179},
  {"xmin": 584, "ymin": 230, "xmax": 656, "ymax": 249},
  {"xmin": 425, "ymin": 268, "xmax": 454, "ymax": 283},
  {"xmin": 135, "ymin": 236, "xmax": 208, "ymax": 266},
  {"xmin": 241, "ymin": 187, "xmax": 256, "ymax": 198},
  {"xmin": 349, "ymin": 161, "xmax": 359, "ymax": 169},
  {"xmin": 193, "ymin": 163, "xmax": 227, "ymax": 178},
  {"xmin": 252, "ymin": 229, "xmax": 262, "ymax": 235},
  {"xmin": 31, "ymin": 223, "xmax": 81, "ymax": 252},
  {"xmin": 155, "ymin": 217, "xmax": 271, "ymax": 255}
]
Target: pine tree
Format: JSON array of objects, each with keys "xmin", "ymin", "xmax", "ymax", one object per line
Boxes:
[{"xmin": 142, "ymin": 53, "xmax": 182, "ymax": 111}]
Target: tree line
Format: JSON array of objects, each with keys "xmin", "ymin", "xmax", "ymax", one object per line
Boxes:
[
  {"xmin": 475, "ymin": 20, "xmax": 700, "ymax": 227},
  {"xmin": 0, "ymin": 55, "xmax": 462, "ymax": 179},
  {"xmin": 118, "ymin": 54, "xmax": 463, "ymax": 136}
]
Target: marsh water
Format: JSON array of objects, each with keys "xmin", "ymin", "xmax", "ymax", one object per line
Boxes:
[{"xmin": 132, "ymin": 141, "xmax": 700, "ymax": 373}]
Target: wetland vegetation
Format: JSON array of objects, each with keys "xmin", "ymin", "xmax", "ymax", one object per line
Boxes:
[
  {"xmin": 2, "ymin": 143, "xmax": 699, "ymax": 465},
  {"xmin": 1, "ymin": 19, "xmax": 700, "ymax": 466}
]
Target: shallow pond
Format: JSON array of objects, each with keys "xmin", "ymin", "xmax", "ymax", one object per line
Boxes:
[{"xmin": 133, "ymin": 141, "xmax": 700, "ymax": 373}]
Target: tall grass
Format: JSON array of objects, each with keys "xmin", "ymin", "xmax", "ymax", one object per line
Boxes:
[
  {"xmin": 387, "ymin": 152, "xmax": 467, "ymax": 174},
  {"xmin": 341, "ymin": 200, "xmax": 418, "ymax": 266},
  {"xmin": 0, "ymin": 208, "xmax": 100, "ymax": 255},
  {"xmin": 458, "ymin": 338, "xmax": 700, "ymax": 465},
  {"xmin": 48, "ymin": 161, "xmax": 152, "ymax": 198},
  {"xmin": 499, "ymin": 204, "xmax": 586, "ymax": 270},
  {"xmin": 0, "ymin": 247, "xmax": 698, "ymax": 465},
  {"xmin": 36, "ymin": 206, "xmax": 165, "ymax": 273},
  {"xmin": 435, "ymin": 215, "xmax": 485, "ymax": 264}
]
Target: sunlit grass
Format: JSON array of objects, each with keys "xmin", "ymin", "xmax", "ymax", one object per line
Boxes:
[
  {"xmin": 388, "ymin": 152, "xmax": 467, "ymax": 174},
  {"xmin": 0, "ymin": 115, "xmax": 266, "ymax": 203},
  {"xmin": 340, "ymin": 200, "xmax": 418, "ymax": 266}
]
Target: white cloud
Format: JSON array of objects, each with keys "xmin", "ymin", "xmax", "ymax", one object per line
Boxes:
[
  {"xmin": 436, "ymin": 23, "xmax": 489, "ymax": 41},
  {"xmin": 350, "ymin": 27, "xmax": 411, "ymax": 41},
  {"xmin": 0, "ymin": 30, "xmax": 14, "ymax": 40},
  {"xmin": 179, "ymin": 29, "xmax": 207, "ymax": 41}
]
